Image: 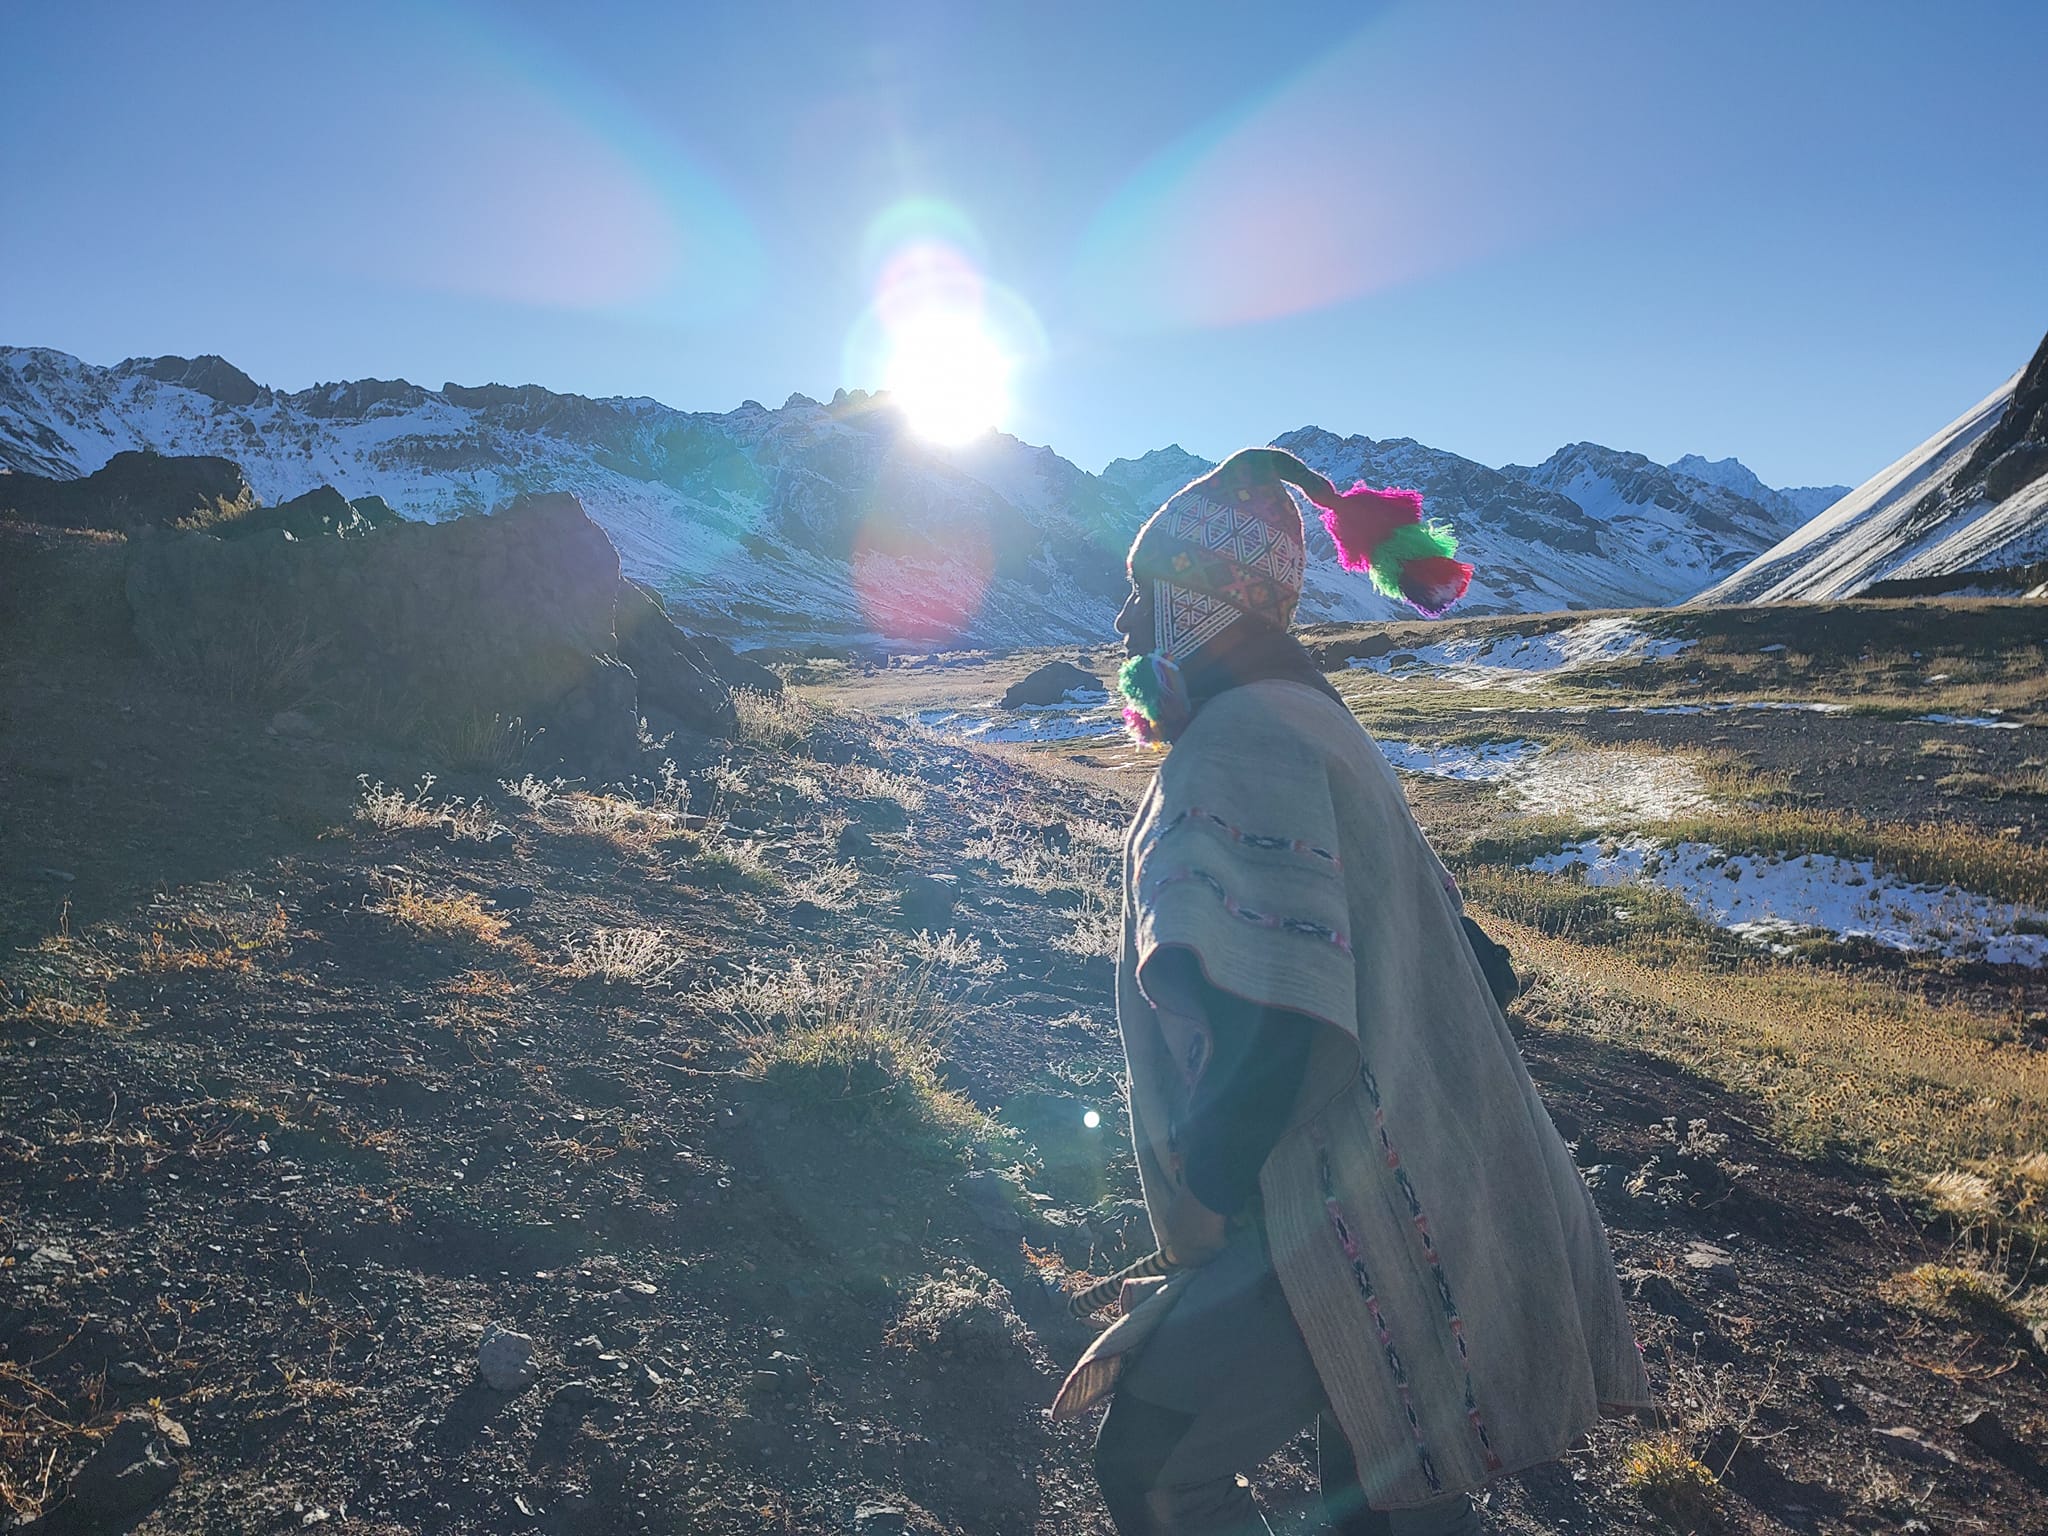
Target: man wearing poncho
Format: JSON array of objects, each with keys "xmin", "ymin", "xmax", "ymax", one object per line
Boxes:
[{"xmin": 1055, "ymin": 448, "xmax": 1651, "ymax": 1535}]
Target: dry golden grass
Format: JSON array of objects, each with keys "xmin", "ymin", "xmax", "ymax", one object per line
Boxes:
[
  {"xmin": 1621, "ymin": 1431, "xmax": 1722, "ymax": 1530},
  {"xmin": 16, "ymin": 989, "xmax": 112, "ymax": 1030},
  {"xmin": 559, "ymin": 926, "xmax": 680, "ymax": 985},
  {"xmin": 1887, "ymin": 1261, "xmax": 2031, "ymax": 1333},
  {"xmin": 732, "ymin": 688, "xmax": 816, "ymax": 750},
  {"xmin": 137, "ymin": 904, "xmax": 289, "ymax": 973},
  {"xmin": 378, "ymin": 886, "xmax": 507, "ymax": 947},
  {"xmin": 1492, "ymin": 914, "xmax": 2048, "ymax": 1175}
]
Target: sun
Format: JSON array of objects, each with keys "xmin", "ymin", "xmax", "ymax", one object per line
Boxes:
[{"xmin": 884, "ymin": 307, "xmax": 1011, "ymax": 444}]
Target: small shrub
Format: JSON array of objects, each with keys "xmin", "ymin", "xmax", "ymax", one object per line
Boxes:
[
  {"xmin": 789, "ymin": 859, "xmax": 863, "ymax": 911},
  {"xmin": 905, "ymin": 929, "xmax": 1004, "ymax": 978},
  {"xmin": 561, "ymin": 927, "xmax": 680, "ymax": 985},
  {"xmin": 430, "ymin": 711, "xmax": 529, "ymax": 774},
  {"xmin": 138, "ymin": 905, "xmax": 289, "ymax": 972},
  {"xmin": 1890, "ymin": 1262, "xmax": 2025, "ymax": 1331},
  {"xmin": 705, "ymin": 952, "xmax": 989, "ymax": 1152},
  {"xmin": 155, "ymin": 610, "xmax": 328, "ymax": 710},
  {"xmin": 17, "ymin": 989, "xmax": 112, "ymax": 1030},
  {"xmin": 379, "ymin": 886, "xmax": 507, "ymax": 947},
  {"xmin": 848, "ymin": 764, "xmax": 928, "ymax": 813},
  {"xmin": 732, "ymin": 688, "xmax": 813, "ymax": 750},
  {"xmin": 888, "ymin": 1264, "xmax": 1031, "ymax": 1364},
  {"xmin": 355, "ymin": 776, "xmax": 506, "ymax": 842},
  {"xmin": 499, "ymin": 774, "xmax": 565, "ymax": 811},
  {"xmin": 1622, "ymin": 1432, "xmax": 1722, "ymax": 1529},
  {"xmin": 1052, "ymin": 887, "xmax": 1121, "ymax": 960}
]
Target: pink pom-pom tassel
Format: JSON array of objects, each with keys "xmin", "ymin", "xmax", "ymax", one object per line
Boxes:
[{"xmin": 1318, "ymin": 483, "xmax": 1424, "ymax": 572}]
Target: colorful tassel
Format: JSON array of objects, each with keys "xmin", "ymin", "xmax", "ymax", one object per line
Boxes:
[
  {"xmin": 1316, "ymin": 482, "xmax": 1473, "ymax": 617},
  {"xmin": 1118, "ymin": 652, "xmax": 1190, "ymax": 745}
]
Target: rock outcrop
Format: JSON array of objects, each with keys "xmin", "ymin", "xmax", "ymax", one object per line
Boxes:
[
  {"xmin": 1000, "ymin": 660, "xmax": 1101, "ymax": 709},
  {"xmin": 0, "ymin": 449, "xmax": 256, "ymax": 530},
  {"xmin": 126, "ymin": 492, "xmax": 645, "ymax": 765}
]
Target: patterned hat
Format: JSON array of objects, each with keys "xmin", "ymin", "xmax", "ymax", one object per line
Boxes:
[
  {"xmin": 1117, "ymin": 447, "xmax": 1472, "ymax": 746},
  {"xmin": 1126, "ymin": 453, "xmax": 1308, "ymax": 657}
]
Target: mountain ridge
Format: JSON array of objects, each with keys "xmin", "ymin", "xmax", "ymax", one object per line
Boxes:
[
  {"xmin": 1694, "ymin": 329, "xmax": 2048, "ymax": 604},
  {"xmin": 2, "ymin": 344, "xmax": 1826, "ymax": 643}
]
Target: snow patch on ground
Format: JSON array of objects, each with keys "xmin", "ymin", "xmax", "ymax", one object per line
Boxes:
[
  {"xmin": 1637, "ymin": 700, "xmax": 1852, "ymax": 717},
  {"xmin": 1349, "ymin": 619, "xmax": 1695, "ymax": 689},
  {"xmin": 1916, "ymin": 713, "xmax": 2023, "ymax": 730},
  {"xmin": 1373, "ymin": 739, "xmax": 1542, "ymax": 783},
  {"xmin": 1513, "ymin": 753, "xmax": 1715, "ymax": 823},
  {"xmin": 1373, "ymin": 738, "xmax": 1711, "ymax": 822},
  {"xmin": 909, "ymin": 696, "xmax": 1123, "ymax": 744},
  {"xmin": 1528, "ymin": 837, "xmax": 2048, "ymax": 967}
]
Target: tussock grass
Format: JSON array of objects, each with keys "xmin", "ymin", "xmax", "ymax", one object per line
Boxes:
[
  {"xmin": 429, "ymin": 710, "xmax": 529, "ymax": 774},
  {"xmin": 1456, "ymin": 866, "xmax": 1725, "ymax": 965},
  {"xmin": 732, "ymin": 688, "xmax": 816, "ymax": 750},
  {"xmin": 560, "ymin": 927, "xmax": 681, "ymax": 985},
  {"xmin": 1622, "ymin": 1432, "xmax": 1722, "ymax": 1530},
  {"xmin": 139, "ymin": 905, "xmax": 289, "ymax": 973},
  {"xmin": 155, "ymin": 610, "xmax": 328, "ymax": 710},
  {"xmin": 1938, "ymin": 767, "xmax": 2048, "ymax": 800},
  {"xmin": 1888, "ymin": 1261, "xmax": 2031, "ymax": 1333},
  {"xmin": 354, "ymin": 776, "xmax": 506, "ymax": 842},
  {"xmin": 705, "ymin": 951, "xmax": 993, "ymax": 1154},
  {"xmin": 1494, "ymin": 914, "xmax": 2048, "ymax": 1176},
  {"xmin": 378, "ymin": 886, "xmax": 507, "ymax": 947}
]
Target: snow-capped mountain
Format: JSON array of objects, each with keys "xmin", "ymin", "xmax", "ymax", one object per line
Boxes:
[
  {"xmin": 1666, "ymin": 454, "xmax": 1848, "ymax": 525},
  {"xmin": 1099, "ymin": 445, "xmax": 1212, "ymax": 519},
  {"xmin": 1499, "ymin": 442, "xmax": 1805, "ymax": 599},
  {"xmin": 0, "ymin": 346, "xmax": 1134, "ymax": 646},
  {"xmin": 1694, "ymin": 330, "xmax": 2048, "ymax": 604},
  {"xmin": 2, "ymin": 344, "xmax": 1844, "ymax": 642}
]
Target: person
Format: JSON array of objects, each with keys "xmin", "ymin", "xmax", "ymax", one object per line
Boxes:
[{"xmin": 1052, "ymin": 447, "xmax": 1651, "ymax": 1535}]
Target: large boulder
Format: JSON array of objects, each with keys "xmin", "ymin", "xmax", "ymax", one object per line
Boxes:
[
  {"xmin": 0, "ymin": 450, "xmax": 256, "ymax": 531},
  {"xmin": 126, "ymin": 491, "xmax": 641, "ymax": 765},
  {"xmin": 619, "ymin": 579, "xmax": 781, "ymax": 698},
  {"xmin": 615, "ymin": 578, "xmax": 736, "ymax": 738},
  {"xmin": 1001, "ymin": 659, "xmax": 1101, "ymax": 710}
]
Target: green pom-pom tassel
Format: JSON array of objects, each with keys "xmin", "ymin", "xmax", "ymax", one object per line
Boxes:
[
  {"xmin": 1366, "ymin": 519, "xmax": 1461, "ymax": 602},
  {"xmin": 1118, "ymin": 653, "xmax": 1163, "ymax": 719}
]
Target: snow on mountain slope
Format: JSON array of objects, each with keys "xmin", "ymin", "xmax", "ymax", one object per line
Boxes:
[
  {"xmin": 1500, "ymin": 442, "xmax": 1804, "ymax": 598},
  {"xmin": 1667, "ymin": 454, "xmax": 1849, "ymax": 523},
  {"xmin": 2, "ymin": 344, "xmax": 1844, "ymax": 642},
  {"xmin": 1694, "ymin": 330, "xmax": 2048, "ymax": 604},
  {"xmin": 0, "ymin": 347, "xmax": 1131, "ymax": 647},
  {"xmin": 1098, "ymin": 445, "xmax": 1212, "ymax": 518}
]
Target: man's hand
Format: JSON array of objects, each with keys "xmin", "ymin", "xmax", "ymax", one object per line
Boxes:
[{"xmin": 1160, "ymin": 1183, "xmax": 1228, "ymax": 1268}]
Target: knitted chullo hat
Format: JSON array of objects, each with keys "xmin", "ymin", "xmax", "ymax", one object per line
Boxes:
[{"xmin": 1118, "ymin": 446, "xmax": 1472, "ymax": 743}]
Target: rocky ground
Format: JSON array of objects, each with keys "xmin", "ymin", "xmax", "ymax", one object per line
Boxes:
[{"xmin": 6, "ymin": 601, "xmax": 2048, "ymax": 1534}]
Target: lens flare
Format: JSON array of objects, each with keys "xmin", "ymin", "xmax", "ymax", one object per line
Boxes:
[
  {"xmin": 884, "ymin": 308, "xmax": 1012, "ymax": 445},
  {"xmin": 846, "ymin": 201, "xmax": 1046, "ymax": 445}
]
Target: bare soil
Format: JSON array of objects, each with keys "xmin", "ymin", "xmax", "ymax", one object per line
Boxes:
[{"xmin": 7, "ymin": 587, "xmax": 2048, "ymax": 1534}]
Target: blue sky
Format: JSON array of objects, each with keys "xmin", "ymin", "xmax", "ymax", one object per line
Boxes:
[{"xmin": 4, "ymin": 0, "xmax": 2044, "ymax": 488}]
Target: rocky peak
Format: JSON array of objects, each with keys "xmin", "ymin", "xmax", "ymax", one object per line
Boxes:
[{"xmin": 112, "ymin": 354, "xmax": 262, "ymax": 408}]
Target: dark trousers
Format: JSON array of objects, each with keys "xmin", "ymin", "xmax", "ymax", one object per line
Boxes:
[{"xmin": 1091, "ymin": 1227, "xmax": 1481, "ymax": 1536}]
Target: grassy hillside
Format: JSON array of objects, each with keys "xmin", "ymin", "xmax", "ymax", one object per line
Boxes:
[{"xmin": 6, "ymin": 573, "xmax": 2048, "ymax": 1534}]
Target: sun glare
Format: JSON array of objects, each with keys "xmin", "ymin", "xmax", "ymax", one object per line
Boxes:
[{"xmin": 884, "ymin": 307, "xmax": 1011, "ymax": 444}]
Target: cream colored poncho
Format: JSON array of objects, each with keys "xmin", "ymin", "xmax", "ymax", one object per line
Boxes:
[{"xmin": 1056, "ymin": 679, "xmax": 1651, "ymax": 1509}]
